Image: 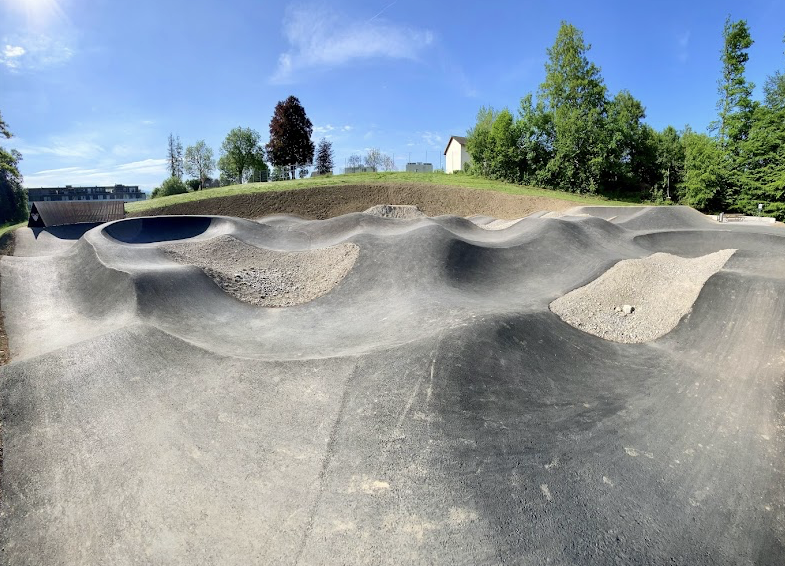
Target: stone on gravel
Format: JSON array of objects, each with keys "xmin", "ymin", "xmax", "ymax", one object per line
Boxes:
[
  {"xmin": 160, "ymin": 235, "xmax": 359, "ymax": 307},
  {"xmin": 550, "ymin": 249, "xmax": 735, "ymax": 343}
]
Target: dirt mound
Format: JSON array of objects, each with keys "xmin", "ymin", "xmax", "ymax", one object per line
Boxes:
[
  {"xmin": 130, "ymin": 183, "xmax": 577, "ymax": 220},
  {"xmin": 363, "ymin": 204, "xmax": 427, "ymax": 219},
  {"xmin": 550, "ymin": 249, "xmax": 735, "ymax": 343},
  {"xmin": 161, "ymin": 235, "xmax": 359, "ymax": 307}
]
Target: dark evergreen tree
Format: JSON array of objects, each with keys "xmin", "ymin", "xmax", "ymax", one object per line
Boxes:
[
  {"xmin": 713, "ymin": 17, "xmax": 755, "ymax": 147},
  {"xmin": 314, "ymin": 138, "xmax": 334, "ymax": 175}
]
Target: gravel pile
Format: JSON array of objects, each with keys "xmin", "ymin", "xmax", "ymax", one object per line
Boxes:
[
  {"xmin": 363, "ymin": 204, "xmax": 427, "ymax": 219},
  {"xmin": 477, "ymin": 218, "xmax": 523, "ymax": 230},
  {"xmin": 161, "ymin": 235, "xmax": 359, "ymax": 307},
  {"xmin": 550, "ymin": 249, "xmax": 735, "ymax": 343},
  {"xmin": 540, "ymin": 211, "xmax": 591, "ymax": 219}
]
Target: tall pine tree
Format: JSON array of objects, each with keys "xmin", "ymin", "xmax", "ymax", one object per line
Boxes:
[
  {"xmin": 538, "ymin": 22, "xmax": 609, "ymax": 193},
  {"xmin": 314, "ymin": 138, "xmax": 334, "ymax": 175}
]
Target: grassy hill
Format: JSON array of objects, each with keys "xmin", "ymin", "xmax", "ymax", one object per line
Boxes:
[
  {"xmin": 0, "ymin": 221, "xmax": 25, "ymax": 239},
  {"xmin": 125, "ymin": 172, "xmax": 640, "ymax": 215}
]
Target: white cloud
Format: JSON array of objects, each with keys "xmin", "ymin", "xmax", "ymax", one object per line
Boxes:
[
  {"xmin": 19, "ymin": 138, "xmax": 105, "ymax": 159},
  {"xmin": 420, "ymin": 131, "xmax": 443, "ymax": 148},
  {"xmin": 0, "ymin": 44, "xmax": 25, "ymax": 69},
  {"xmin": 314, "ymin": 124, "xmax": 335, "ymax": 134},
  {"xmin": 0, "ymin": 33, "xmax": 75, "ymax": 71},
  {"xmin": 271, "ymin": 3, "xmax": 434, "ymax": 83},
  {"xmin": 342, "ymin": 125, "xmax": 352, "ymax": 131},
  {"xmin": 23, "ymin": 159, "xmax": 169, "ymax": 191}
]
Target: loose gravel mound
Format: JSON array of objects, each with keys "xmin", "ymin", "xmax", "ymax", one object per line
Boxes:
[
  {"xmin": 363, "ymin": 204, "xmax": 427, "ymax": 219},
  {"xmin": 161, "ymin": 235, "xmax": 359, "ymax": 307},
  {"xmin": 476, "ymin": 218, "xmax": 524, "ymax": 230},
  {"xmin": 550, "ymin": 249, "xmax": 735, "ymax": 343}
]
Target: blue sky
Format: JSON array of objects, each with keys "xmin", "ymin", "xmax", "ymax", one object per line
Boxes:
[{"xmin": 1, "ymin": 0, "xmax": 784, "ymax": 191}]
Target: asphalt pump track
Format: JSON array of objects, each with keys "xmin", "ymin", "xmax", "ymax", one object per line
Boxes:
[{"xmin": 1, "ymin": 206, "xmax": 784, "ymax": 564}]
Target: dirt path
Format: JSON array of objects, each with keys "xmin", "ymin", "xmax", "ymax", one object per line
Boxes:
[
  {"xmin": 0, "ymin": 229, "xmax": 15, "ymax": 506},
  {"xmin": 129, "ymin": 183, "xmax": 579, "ymax": 220},
  {"xmin": 0, "ymin": 230, "xmax": 15, "ymax": 367}
]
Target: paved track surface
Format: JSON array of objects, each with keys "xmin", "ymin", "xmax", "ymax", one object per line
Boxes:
[{"xmin": 1, "ymin": 206, "xmax": 784, "ymax": 565}]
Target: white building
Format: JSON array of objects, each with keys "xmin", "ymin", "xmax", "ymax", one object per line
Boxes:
[
  {"xmin": 344, "ymin": 166, "xmax": 376, "ymax": 174},
  {"xmin": 444, "ymin": 136, "xmax": 471, "ymax": 173},
  {"xmin": 405, "ymin": 162, "xmax": 433, "ymax": 173},
  {"xmin": 26, "ymin": 184, "xmax": 147, "ymax": 207}
]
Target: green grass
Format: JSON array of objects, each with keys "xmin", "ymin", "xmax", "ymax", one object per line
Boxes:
[
  {"xmin": 0, "ymin": 221, "xmax": 24, "ymax": 238},
  {"xmin": 126, "ymin": 172, "xmax": 642, "ymax": 214}
]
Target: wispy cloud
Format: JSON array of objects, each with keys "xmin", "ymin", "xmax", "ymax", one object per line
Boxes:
[
  {"xmin": 23, "ymin": 159, "xmax": 169, "ymax": 191},
  {"xmin": 271, "ymin": 3, "xmax": 434, "ymax": 83},
  {"xmin": 314, "ymin": 123, "xmax": 353, "ymax": 138},
  {"xmin": 420, "ymin": 131, "xmax": 443, "ymax": 148},
  {"xmin": 0, "ymin": 33, "xmax": 75, "ymax": 71},
  {"xmin": 314, "ymin": 124, "xmax": 335, "ymax": 135},
  {"xmin": 18, "ymin": 137, "xmax": 104, "ymax": 159},
  {"xmin": 676, "ymin": 31, "xmax": 690, "ymax": 63},
  {"xmin": 0, "ymin": 44, "xmax": 26, "ymax": 69}
]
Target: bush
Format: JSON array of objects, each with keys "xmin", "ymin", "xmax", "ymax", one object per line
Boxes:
[
  {"xmin": 185, "ymin": 179, "xmax": 201, "ymax": 191},
  {"xmin": 151, "ymin": 176, "xmax": 189, "ymax": 199}
]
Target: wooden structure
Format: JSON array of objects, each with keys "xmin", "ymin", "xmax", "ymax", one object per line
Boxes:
[{"xmin": 28, "ymin": 201, "xmax": 126, "ymax": 228}]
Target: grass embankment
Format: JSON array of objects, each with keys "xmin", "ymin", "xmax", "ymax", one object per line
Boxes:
[
  {"xmin": 0, "ymin": 222, "xmax": 24, "ymax": 240},
  {"xmin": 126, "ymin": 172, "xmax": 640, "ymax": 215},
  {"xmin": 0, "ymin": 221, "xmax": 19, "ymax": 370}
]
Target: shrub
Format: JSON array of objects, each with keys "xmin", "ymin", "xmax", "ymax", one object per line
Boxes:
[{"xmin": 151, "ymin": 176, "xmax": 189, "ymax": 199}]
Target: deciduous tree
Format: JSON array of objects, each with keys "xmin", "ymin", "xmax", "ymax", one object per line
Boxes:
[
  {"xmin": 364, "ymin": 148, "xmax": 383, "ymax": 171},
  {"xmin": 538, "ymin": 22, "xmax": 609, "ymax": 193},
  {"xmin": 167, "ymin": 133, "xmax": 184, "ymax": 179},
  {"xmin": 151, "ymin": 176, "xmax": 189, "ymax": 199},
  {"xmin": 346, "ymin": 153, "xmax": 362, "ymax": 170},
  {"xmin": 0, "ymin": 111, "xmax": 27, "ymax": 224},
  {"xmin": 218, "ymin": 127, "xmax": 265, "ymax": 185},
  {"xmin": 683, "ymin": 130, "xmax": 726, "ymax": 211},
  {"xmin": 184, "ymin": 140, "xmax": 215, "ymax": 189},
  {"xmin": 266, "ymin": 96, "xmax": 315, "ymax": 179}
]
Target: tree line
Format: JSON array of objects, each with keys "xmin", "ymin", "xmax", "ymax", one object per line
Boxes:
[
  {"xmin": 0, "ymin": 111, "xmax": 27, "ymax": 225},
  {"xmin": 465, "ymin": 19, "xmax": 785, "ymax": 219},
  {"xmin": 153, "ymin": 95, "xmax": 336, "ymax": 198}
]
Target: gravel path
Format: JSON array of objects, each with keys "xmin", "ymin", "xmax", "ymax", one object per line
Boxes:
[
  {"xmin": 550, "ymin": 249, "xmax": 735, "ymax": 343},
  {"xmin": 363, "ymin": 204, "xmax": 427, "ymax": 219},
  {"xmin": 161, "ymin": 235, "xmax": 359, "ymax": 307}
]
